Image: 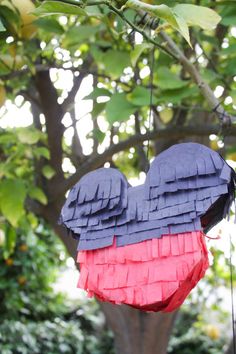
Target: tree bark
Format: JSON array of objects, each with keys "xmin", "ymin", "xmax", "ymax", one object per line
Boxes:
[
  {"xmin": 100, "ymin": 302, "xmax": 177, "ymax": 354},
  {"xmin": 34, "ymin": 70, "xmax": 65, "ymax": 184}
]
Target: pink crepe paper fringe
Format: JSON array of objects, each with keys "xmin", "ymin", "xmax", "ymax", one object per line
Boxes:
[{"xmin": 76, "ymin": 231, "xmax": 209, "ymax": 312}]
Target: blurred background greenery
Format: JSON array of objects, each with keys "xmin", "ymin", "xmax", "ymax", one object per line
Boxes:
[{"xmin": 0, "ymin": 0, "xmax": 236, "ymax": 353}]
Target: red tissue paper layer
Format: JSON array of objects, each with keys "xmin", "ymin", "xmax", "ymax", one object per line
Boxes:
[{"xmin": 76, "ymin": 231, "xmax": 209, "ymax": 312}]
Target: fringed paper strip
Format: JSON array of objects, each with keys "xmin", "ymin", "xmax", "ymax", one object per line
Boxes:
[
  {"xmin": 59, "ymin": 142, "xmax": 236, "ymax": 312},
  {"xmin": 59, "ymin": 143, "xmax": 236, "ymax": 251},
  {"xmin": 77, "ymin": 231, "xmax": 209, "ymax": 312}
]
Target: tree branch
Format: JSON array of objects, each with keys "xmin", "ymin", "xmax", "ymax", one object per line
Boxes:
[
  {"xmin": 71, "ymin": 105, "xmax": 85, "ymax": 165},
  {"xmin": 34, "ymin": 70, "xmax": 64, "ymax": 180},
  {"xmin": 61, "ymin": 56, "xmax": 93, "ymax": 113},
  {"xmin": 54, "ymin": 124, "xmax": 236, "ymax": 197},
  {"xmin": 160, "ymin": 32, "xmax": 236, "ymax": 125},
  {"xmin": 225, "ymin": 336, "xmax": 236, "ymax": 354},
  {"xmin": 53, "ymin": 0, "xmax": 176, "ymax": 59},
  {"xmin": 62, "ymin": 73, "xmax": 87, "ymax": 113}
]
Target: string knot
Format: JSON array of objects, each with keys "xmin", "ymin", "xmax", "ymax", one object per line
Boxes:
[{"xmin": 212, "ymin": 103, "xmax": 232, "ymax": 128}]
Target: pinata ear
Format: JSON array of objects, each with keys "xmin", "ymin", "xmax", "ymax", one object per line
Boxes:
[
  {"xmin": 145, "ymin": 142, "xmax": 235, "ymax": 233},
  {"xmin": 202, "ymin": 164, "xmax": 236, "ymax": 232},
  {"xmin": 59, "ymin": 167, "xmax": 129, "ymax": 241}
]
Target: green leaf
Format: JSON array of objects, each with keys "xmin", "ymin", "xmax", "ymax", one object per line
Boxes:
[
  {"xmin": 93, "ymin": 128, "xmax": 106, "ymax": 144},
  {"xmin": 0, "ymin": 179, "xmax": 26, "ymax": 226},
  {"xmin": 220, "ymin": 43, "xmax": 236, "ymax": 56},
  {"xmin": 62, "ymin": 25, "xmax": 100, "ymax": 47},
  {"xmin": 159, "ymin": 108, "xmax": 174, "ymax": 124},
  {"xmin": 42, "ymin": 165, "xmax": 55, "ymax": 179},
  {"xmin": 91, "ymin": 102, "xmax": 106, "ymax": 118},
  {"xmin": 34, "ymin": 18, "xmax": 64, "ymax": 35},
  {"xmin": 83, "ymin": 88, "xmax": 111, "ymax": 100},
  {"xmin": 221, "ymin": 15, "xmax": 236, "ymax": 26},
  {"xmin": 221, "ymin": 57, "xmax": 236, "ymax": 76},
  {"xmin": 230, "ymin": 90, "xmax": 236, "ymax": 105},
  {"xmin": 0, "ymin": 163, "xmax": 8, "ymax": 179},
  {"xmin": 17, "ymin": 128, "xmax": 41, "ymax": 145},
  {"xmin": 126, "ymin": 1, "xmax": 174, "ymax": 26},
  {"xmin": 156, "ymin": 86, "xmax": 198, "ymax": 104},
  {"xmin": 29, "ymin": 187, "xmax": 47, "ymax": 205},
  {"xmin": 0, "ymin": 18, "xmax": 6, "ymax": 32},
  {"xmin": 0, "ymin": 132, "xmax": 16, "ymax": 145},
  {"xmin": 127, "ymin": 86, "xmax": 156, "ymax": 106},
  {"xmin": 0, "ymin": 5, "xmax": 20, "ymax": 32},
  {"xmin": 0, "ymin": 62, "xmax": 11, "ymax": 75},
  {"xmin": 199, "ymin": 68, "xmax": 218, "ymax": 84},
  {"xmin": 34, "ymin": 147, "xmax": 50, "ymax": 160},
  {"xmin": 84, "ymin": 5, "xmax": 103, "ymax": 18},
  {"xmin": 156, "ymin": 67, "xmax": 188, "ymax": 90},
  {"xmin": 90, "ymin": 45, "xmax": 106, "ymax": 63},
  {"xmin": 219, "ymin": 4, "xmax": 235, "ymax": 26},
  {"xmin": 27, "ymin": 212, "xmax": 38, "ymax": 229},
  {"xmin": 34, "ymin": 1, "xmax": 86, "ymax": 17},
  {"xmin": 106, "ymin": 93, "xmax": 135, "ymax": 124},
  {"xmin": 131, "ymin": 43, "xmax": 152, "ymax": 67},
  {"xmin": 125, "ymin": 0, "xmax": 191, "ymax": 46},
  {"xmin": 102, "ymin": 50, "xmax": 131, "ymax": 78},
  {"xmin": 173, "ymin": 13, "xmax": 190, "ymax": 47},
  {"xmin": 87, "ymin": 128, "xmax": 106, "ymax": 144},
  {"xmin": 126, "ymin": 2, "xmax": 220, "ymax": 46},
  {"xmin": 3, "ymin": 225, "xmax": 16, "ymax": 258},
  {"xmin": 173, "ymin": 4, "xmax": 221, "ymax": 30}
]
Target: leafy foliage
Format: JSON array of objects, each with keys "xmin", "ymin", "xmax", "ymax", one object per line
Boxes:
[
  {"xmin": 168, "ymin": 321, "xmax": 225, "ymax": 354},
  {"xmin": 0, "ymin": 226, "xmax": 65, "ymax": 320},
  {"xmin": 0, "ymin": 0, "xmax": 235, "ymax": 353},
  {"xmin": 0, "ymin": 319, "xmax": 85, "ymax": 354},
  {"xmin": 126, "ymin": 0, "xmax": 220, "ymax": 46},
  {"xmin": 0, "ymin": 225, "xmax": 114, "ymax": 354},
  {"xmin": 0, "ymin": 128, "xmax": 49, "ymax": 254}
]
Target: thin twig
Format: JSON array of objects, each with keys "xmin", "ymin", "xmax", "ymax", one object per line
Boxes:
[
  {"xmin": 160, "ymin": 31, "xmax": 236, "ymax": 125},
  {"xmin": 52, "ymin": 0, "xmax": 176, "ymax": 59},
  {"xmin": 55, "ymin": 123, "xmax": 236, "ymax": 197}
]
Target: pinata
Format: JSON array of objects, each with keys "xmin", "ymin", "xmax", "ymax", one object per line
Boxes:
[{"xmin": 59, "ymin": 142, "xmax": 236, "ymax": 312}]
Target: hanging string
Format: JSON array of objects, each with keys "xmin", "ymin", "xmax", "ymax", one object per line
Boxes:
[
  {"xmin": 212, "ymin": 102, "xmax": 232, "ymax": 126},
  {"xmin": 212, "ymin": 102, "xmax": 232, "ymax": 141},
  {"xmin": 145, "ymin": 17, "xmax": 160, "ymax": 164},
  {"xmin": 129, "ymin": 13, "xmax": 158, "ymax": 168},
  {"xmin": 229, "ymin": 231, "xmax": 236, "ymax": 354},
  {"xmin": 205, "ymin": 234, "xmax": 221, "ymax": 240},
  {"xmin": 146, "ymin": 46, "xmax": 155, "ymax": 162}
]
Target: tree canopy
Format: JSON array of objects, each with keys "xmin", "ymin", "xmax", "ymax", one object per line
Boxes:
[{"xmin": 0, "ymin": 0, "xmax": 236, "ymax": 353}]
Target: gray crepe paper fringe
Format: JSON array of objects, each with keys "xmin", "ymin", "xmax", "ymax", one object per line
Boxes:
[{"xmin": 59, "ymin": 142, "xmax": 236, "ymax": 251}]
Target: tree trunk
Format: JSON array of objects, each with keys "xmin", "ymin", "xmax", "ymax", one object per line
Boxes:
[
  {"xmin": 225, "ymin": 337, "xmax": 236, "ymax": 354},
  {"xmin": 100, "ymin": 302, "xmax": 177, "ymax": 354}
]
